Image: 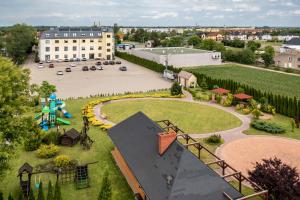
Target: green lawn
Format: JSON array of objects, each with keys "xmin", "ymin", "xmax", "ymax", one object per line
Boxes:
[
  {"xmin": 0, "ymin": 97, "xmax": 133, "ymax": 200},
  {"xmin": 244, "ymin": 114, "xmax": 300, "ymax": 140},
  {"xmin": 101, "ymin": 99, "xmax": 242, "ymax": 134},
  {"xmin": 188, "ymin": 64, "xmax": 300, "ymax": 99}
]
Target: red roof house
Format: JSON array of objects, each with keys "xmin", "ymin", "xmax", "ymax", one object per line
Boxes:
[{"xmin": 211, "ymin": 88, "xmax": 230, "ymax": 95}]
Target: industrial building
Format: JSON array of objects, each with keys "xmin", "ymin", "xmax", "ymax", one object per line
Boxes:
[{"xmin": 128, "ymin": 47, "xmax": 222, "ymax": 68}]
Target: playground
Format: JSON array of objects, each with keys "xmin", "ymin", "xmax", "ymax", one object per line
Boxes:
[{"xmin": 35, "ymin": 93, "xmax": 72, "ymax": 131}]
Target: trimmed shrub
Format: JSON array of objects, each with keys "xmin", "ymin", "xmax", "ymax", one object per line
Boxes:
[
  {"xmin": 222, "ymin": 93, "xmax": 233, "ymax": 107},
  {"xmin": 242, "ymin": 108, "xmax": 251, "ymax": 115},
  {"xmin": 37, "ymin": 144, "xmax": 59, "ymax": 159},
  {"xmin": 24, "ymin": 135, "xmax": 42, "ymax": 151},
  {"xmin": 53, "ymin": 181, "xmax": 62, "ymax": 200},
  {"xmin": 98, "ymin": 172, "xmax": 112, "ymax": 200},
  {"xmin": 47, "ymin": 181, "xmax": 53, "ymax": 200},
  {"xmin": 204, "ymin": 134, "xmax": 223, "ymax": 145},
  {"xmin": 37, "ymin": 182, "xmax": 45, "ymax": 200},
  {"xmin": 54, "ymin": 155, "xmax": 71, "ymax": 168},
  {"xmin": 170, "ymin": 82, "xmax": 182, "ymax": 96},
  {"xmin": 251, "ymin": 120, "xmax": 285, "ymax": 134},
  {"xmin": 42, "ymin": 131, "xmax": 61, "ymax": 145}
]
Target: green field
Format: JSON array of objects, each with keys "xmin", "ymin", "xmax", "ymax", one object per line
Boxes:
[
  {"xmin": 101, "ymin": 99, "xmax": 242, "ymax": 134},
  {"xmin": 188, "ymin": 64, "xmax": 300, "ymax": 99},
  {"xmin": 0, "ymin": 97, "xmax": 133, "ymax": 200}
]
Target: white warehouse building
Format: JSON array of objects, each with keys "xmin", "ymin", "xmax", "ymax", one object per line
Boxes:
[
  {"xmin": 128, "ymin": 47, "xmax": 222, "ymax": 68},
  {"xmin": 39, "ymin": 27, "xmax": 114, "ymax": 62}
]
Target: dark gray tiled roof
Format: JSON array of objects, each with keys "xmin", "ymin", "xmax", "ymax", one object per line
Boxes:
[
  {"xmin": 285, "ymin": 38, "xmax": 300, "ymax": 45},
  {"xmin": 108, "ymin": 112, "xmax": 243, "ymax": 200},
  {"xmin": 40, "ymin": 27, "xmax": 113, "ymax": 39}
]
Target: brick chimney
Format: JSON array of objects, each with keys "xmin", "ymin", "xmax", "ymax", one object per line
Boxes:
[{"xmin": 158, "ymin": 131, "xmax": 177, "ymax": 155}]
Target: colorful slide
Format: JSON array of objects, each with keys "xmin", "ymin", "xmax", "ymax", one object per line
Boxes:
[
  {"xmin": 57, "ymin": 100, "xmax": 72, "ymax": 118},
  {"xmin": 35, "ymin": 113, "xmax": 42, "ymax": 120},
  {"xmin": 56, "ymin": 117, "xmax": 71, "ymax": 125}
]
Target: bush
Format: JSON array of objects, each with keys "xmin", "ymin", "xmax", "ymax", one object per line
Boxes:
[
  {"xmin": 170, "ymin": 82, "xmax": 182, "ymax": 96},
  {"xmin": 248, "ymin": 157, "xmax": 300, "ymax": 200},
  {"xmin": 251, "ymin": 120, "xmax": 285, "ymax": 134},
  {"xmin": 261, "ymin": 104, "xmax": 276, "ymax": 115},
  {"xmin": 204, "ymin": 134, "xmax": 223, "ymax": 145},
  {"xmin": 222, "ymin": 93, "xmax": 233, "ymax": 107},
  {"xmin": 37, "ymin": 144, "xmax": 59, "ymax": 159},
  {"xmin": 42, "ymin": 131, "xmax": 61, "ymax": 145},
  {"xmin": 24, "ymin": 135, "xmax": 42, "ymax": 151},
  {"xmin": 216, "ymin": 95, "xmax": 222, "ymax": 104},
  {"xmin": 54, "ymin": 155, "xmax": 71, "ymax": 168},
  {"xmin": 242, "ymin": 108, "xmax": 251, "ymax": 115}
]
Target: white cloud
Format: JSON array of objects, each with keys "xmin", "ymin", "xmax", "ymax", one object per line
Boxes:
[{"xmin": 142, "ymin": 12, "xmax": 178, "ymax": 19}]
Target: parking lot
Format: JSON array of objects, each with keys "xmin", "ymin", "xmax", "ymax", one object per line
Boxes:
[{"xmin": 25, "ymin": 57, "xmax": 172, "ymax": 99}]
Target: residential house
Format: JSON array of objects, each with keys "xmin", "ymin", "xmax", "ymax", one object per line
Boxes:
[
  {"xmin": 178, "ymin": 71, "xmax": 197, "ymax": 88},
  {"xmin": 261, "ymin": 34, "xmax": 273, "ymax": 41},
  {"xmin": 282, "ymin": 38, "xmax": 300, "ymax": 51},
  {"xmin": 205, "ymin": 32, "xmax": 223, "ymax": 41},
  {"xmin": 274, "ymin": 48, "xmax": 300, "ymax": 69},
  {"xmin": 108, "ymin": 112, "xmax": 243, "ymax": 200}
]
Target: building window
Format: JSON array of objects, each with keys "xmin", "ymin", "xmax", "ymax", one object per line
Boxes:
[
  {"xmin": 64, "ymin": 54, "xmax": 68, "ymax": 59},
  {"xmin": 90, "ymin": 39, "xmax": 94, "ymax": 43},
  {"xmin": 90, "ymin": 46, "xmax": 94, "ymax": 50},
  {"xmin": 98, "ymin": 46, "xmax": 102, "ymax": 50},
  {"xmin": 98, "ymin": 33, "xmax": 101, "ymax": 36},
  {"xmin": 98, "ymin": 39, "xmax": 102, "ymax": 43},
  {"xmin": 107, "ymin": 43, "xmax": 111, "ymax": 46},
  {"xmin": 73, "ymin": 40, "xmax": 77, "ymax": 43},
  {"xmin": 82, "ymin": 54, "xmax": 85, "ymax": 58},
  {"xmin": 81, "ymin": 34, "xmax": 86, "ymax": 37},
  {"xmin": 288, "ymin": 57, "xmax": 292, "ymax": 62},
  {"xmin": 107, "ymin": 49, "xmax": 111, "ymax": 52},
  {"xmin": 55, "ymin": 47, "xmax": 59, "ymax": 51},
  {"xmin": 73, "ymin": 46, "xmax": 77, "ymax": 51},
  {"xmin": 107, "ymin": 34, "xmax": 111, "ymax": 38},
  {"xmin": 98, "ymin": 53, "xmax": 102, "ymax": 57},
  {"xmin": 298, "ymin": 58, "xmax": 300, "ymax": 62},
  {"xmin": 90, "ymin": 33, "xmax": 94, "ymax": 36},
  {"xmin": 64, "ymin": 40, "xmax": 68, "ymax": 43},
  {"xmin": 73, "ymin": 33, "xmax": 77, "ymax": 37},
  {"xmin": 81, "ymin": 47, "xmax": 85, "ymax": 51},
  {"xmin": 82, "ymin": 39, "xmax": 86, "ymax": 43},
  {"xmin": 45, "ymin": 40, "xmax": 50, "ymax": 44},
  {"xmin": 64, "ymin": 33, "xmax": 68, "ymax": 37},
  {"xmin": 45, "ymin": 47, "xmax": 50, "ymax": 52},
  {"xmin": 55, "ymin": 40, "xmax": 59, "ymax": 44},
  {"xmin": 45, "ymin": 34, "xmax": 50, "ymax": 38},
  {"xmin": 73, "ymin": 54, "xmax": 76, "ymax": 58},
  {"xmin": 64, "ymin": 46, "xmax": 68, "ymax": 51},
  {"xmin": 55, "ymin": 55, "xmax": 59, "ymax": 59}
]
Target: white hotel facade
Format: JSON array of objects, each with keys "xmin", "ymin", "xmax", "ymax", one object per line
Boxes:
[{"xmin": 39, "ymin": 27, "xmax": 114, "ymax": 61}]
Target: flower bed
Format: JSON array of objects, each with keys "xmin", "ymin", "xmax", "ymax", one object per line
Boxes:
[{"xmin": 82, "ymin": 92, "xmax": 183, "ymax": 131}]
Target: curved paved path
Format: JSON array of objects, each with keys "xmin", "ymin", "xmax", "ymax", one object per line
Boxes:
[{"xmin": 93, "ymin": 90, "xmax": 251, "ymax": 145}]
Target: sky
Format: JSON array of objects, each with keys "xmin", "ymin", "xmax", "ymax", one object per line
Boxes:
[{"xmin": 0, "ymin": 0, "xmax": 300, "ymax": 27}]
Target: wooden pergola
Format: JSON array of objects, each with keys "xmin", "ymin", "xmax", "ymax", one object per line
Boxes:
[
  {"xmin": 233, "ymin": 93, "xmax": 253, "ymax": 101},
  {"xmin": 211, "ymin": 88, "xmax": 230, "ymax": 95},
  {"xmin": 156, "ymin": 120, "xmax": 268, "ymax": 200}
]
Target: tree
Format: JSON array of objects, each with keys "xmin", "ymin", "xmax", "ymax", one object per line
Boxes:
[
  {"xmin": 247, "ymin": 41, "xmax": 261, "ymax": 52},
  {"xmin": 200, "ymin": 78, "xmax": 208, "ymax": 90},
  {"xmin": 248, "ymin": 157, "xmax": 300, "ymax": 200},
  {"xmin": 264, "ymin": 45, "xmax": 275, "ymax": 57},
  {"xmin": 37, "ymin": 182, "xmax": 45, "ymax": 200},
  {"xmin": 53, "ymin": 181, "xmax": 62, "ymax": 200},
  {"xmin": 291, "ymin": 118, "xmax": 296, "ymax": 132},
  {"xmin": 188, "ymin": 35, "xmax": 201, "ymax": 46},
  {"xmin": 261, "ymin": 53, "xmax": 273, "ymax": 67},
  {"xmin": 5, "ymin": 24, "xmax": 36, "ymax": 64},
  {"xmin": 39, "ymin": 81, "xmax": 56, "ymax": 99},
  {"xmin": 8, "ymin": 194, "xmax": 13, "ymax": 200},
  {"xmin": 238, "ymin": 49, "xmax": 256, "ymax": 64},
  {"xmin": 0, "ymin": 56, "xmax": 32, "ymax": 176},
  {"xmin": 170, "ymin": 82, "xmax": 182, "ymax": 95},
  {"xmin": 98, "ymin": 172, "xmax": 112, "ymax": 200},
  {"xmin": 47, "ymin": 181, "xmax": 53, "ymax": 200}
]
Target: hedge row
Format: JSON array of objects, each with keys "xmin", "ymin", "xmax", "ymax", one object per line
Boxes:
[
  {"xmin": 115, "ymin": 51, "xmax": 181, "ymax": 73},
  {"xmin": 191, "ymin": 72, "xmax": 300, "ymax": 118}
]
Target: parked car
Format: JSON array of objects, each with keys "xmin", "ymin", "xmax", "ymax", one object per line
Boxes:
[
  {"xmin": 96, "ymin": 61, "xmax": 102, "ymax": 65},
  {"xmin": 70, "ymin": 63, "xmax": 76, "ymax": 67},
  {"xmin": 103, "ymin": 61, "xmax": 109, "ymax": 65},
  {"xmin": 96, "ymin": 65, "xmax": 103, "ymax": 70},
  {"xmin": 119, "ymin": 66, "xmax": 127, "ymax": 71},
  {"xmin": 65, "ymin": 67, "xmax": 71, "ymax": 72},
  {"xmin": 56, "ymin": 59, "xmax": 63, "ymax": 63},
  {"xmin": 57, "ymin": 71, "xmax": 63, "ymax": 75},
  {"xmin": 39, "ymin": 61, "xmax": 43, "ymax": 65},
  {"xmin": 70, "ymin": 58, "xmax": 75, "ymax": 62},
  {"xmin": 49, "ymin": 64, "xmax": 54, "ymax": 68},
  {"xmin": 81, "ymin": 58, "xmax": 87, "ymax": 61},
  {"xmin": 46, "ymin": 60, "xmax": 51, "ymax": 63},
  {"xmin": 90, "ymin": 66, "xmax": 97, "ymax": 71},
  {"xmin": 76, "ymin": 58, "xmax": 81, "ymax": 62},
  {"xmin": 109, "ymin": 61, "xmax": 115, "ymax": 65},
  {"xmin": 115, "ymin": 61, "xmax": 121, "ymax": 64},
  {"xmin": 163, "ymin": 69, "xmax": 175, "ymax": 80},
  {"xmin": 82, "ymin": 66, "xmax": 89, "ymax": 71},
  {"xmin": 38, "ymin": 64, "xmax": 44, "ymax": 69}
]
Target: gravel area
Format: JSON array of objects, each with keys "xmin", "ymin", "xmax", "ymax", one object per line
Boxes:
[
  {"xmin": 25, "ymin": 57, "xmax": 171, "ymax": 99},
  {"xmin": 219, "ymin": 136, "xmax": 300, "ymax": 175}
]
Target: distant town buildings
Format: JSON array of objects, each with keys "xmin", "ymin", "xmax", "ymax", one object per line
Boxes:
[{"xmin": 38, "ymin": 27, "xmax": 114, "ymax": 61}]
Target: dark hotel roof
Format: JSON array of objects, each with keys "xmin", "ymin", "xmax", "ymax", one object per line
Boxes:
[
  {"xmin": 285, "ymin": 38, "xmax": 300, "ymax": 46},
  {"xmin": 108, "ymin": 112, "xmax": 243, "ymax": 200},
  {"xmin": 40, "ymin": 26, "xmax": 113, "ymax": 40}
]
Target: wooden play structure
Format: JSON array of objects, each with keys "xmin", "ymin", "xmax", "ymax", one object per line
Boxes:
[
  {"xmin": 18, "ymin": 163, "xmax": 33, "ymax": 200},
  {"xmin": 156, "ymin": 119, "xmax": 269, "ymax": 200},
  {"xmin": 60, "ymin": 128, "xmax": 80, "ymax": 147}
]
